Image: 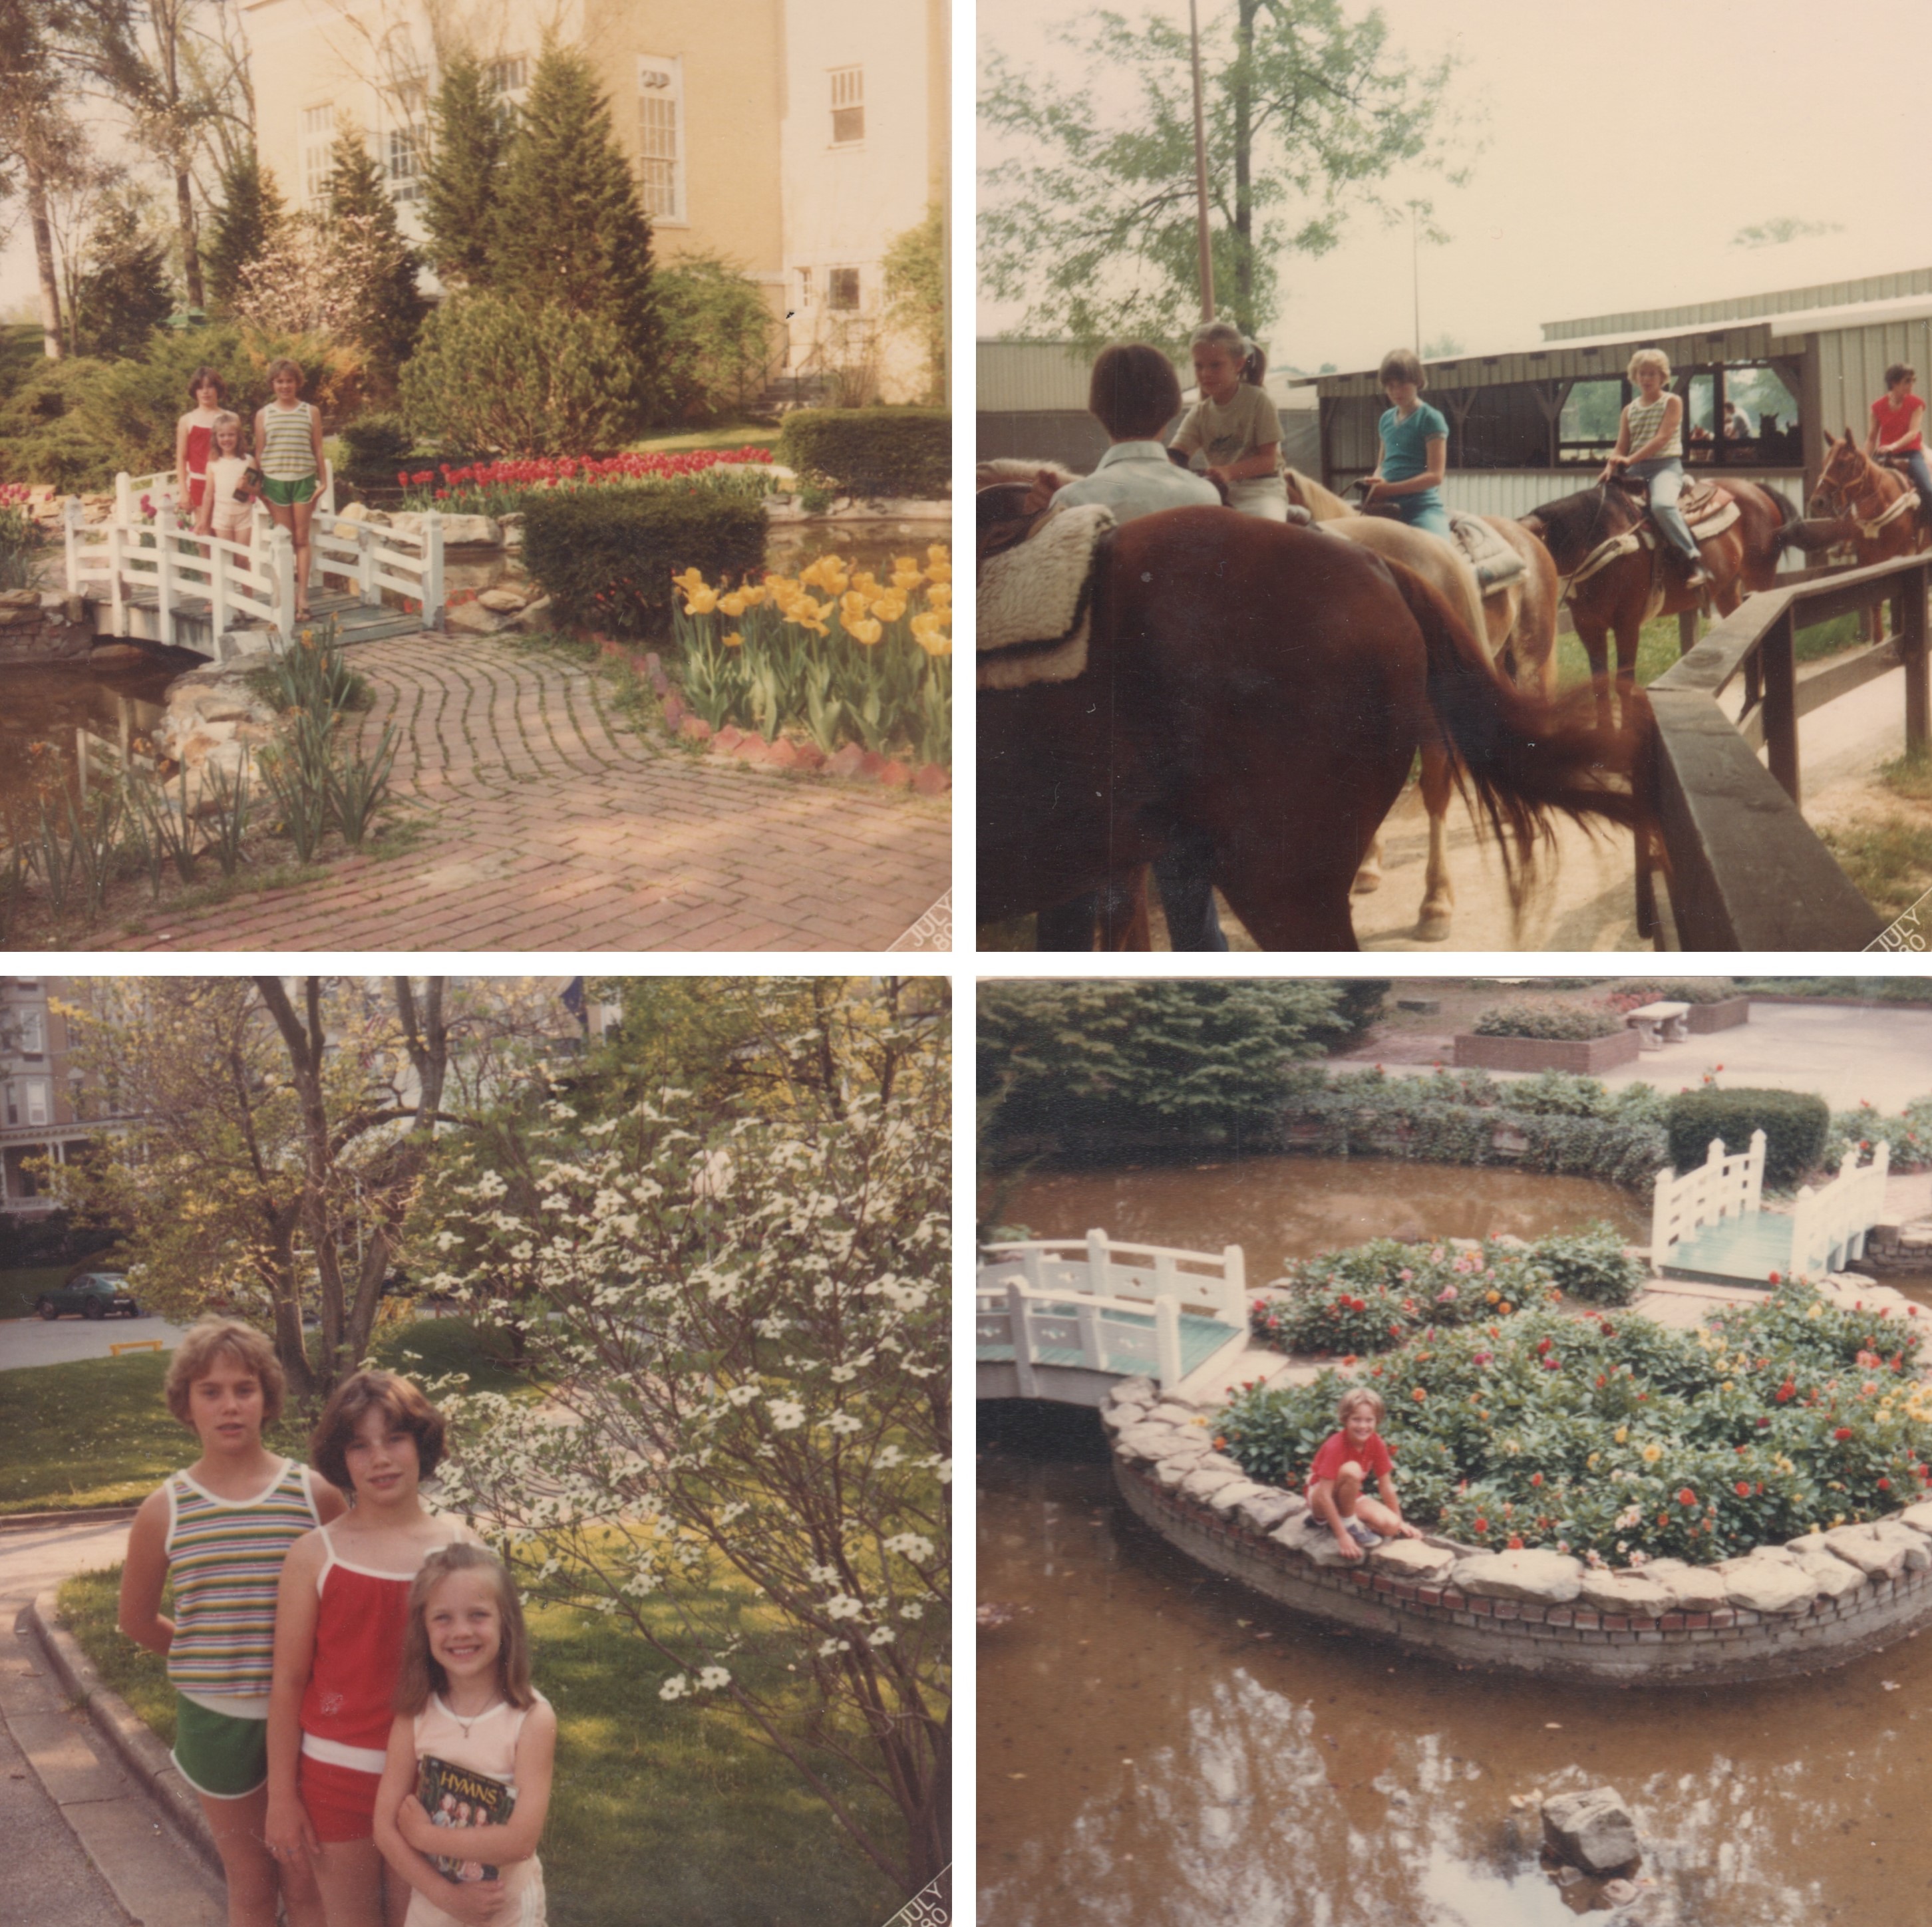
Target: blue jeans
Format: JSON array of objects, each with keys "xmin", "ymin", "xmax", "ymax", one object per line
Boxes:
[
  {"xmin": 1625, "ymin": 457, "xmax": 1700, "ymax": 563},
  {"xmin": 1905, "ymin": 448, "xmax": 1932, "ymax": 516},
  {"xmin": 1390, "ymin": 492, "xmax": 1451, "ymax": 539}
]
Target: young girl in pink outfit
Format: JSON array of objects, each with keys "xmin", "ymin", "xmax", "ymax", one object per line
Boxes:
[
  {"xmin": 375, "ymin": 1545, "xmax": 556, "ymax": 1926},
  {"xmin": 269, "ymin": 1372, "xmax": 478, "ymax": 1927}
]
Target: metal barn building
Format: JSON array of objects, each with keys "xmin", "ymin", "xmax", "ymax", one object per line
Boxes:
[{"xmin": 1303, "ymin": 266, "xmax": 1932, "ymax": 521}]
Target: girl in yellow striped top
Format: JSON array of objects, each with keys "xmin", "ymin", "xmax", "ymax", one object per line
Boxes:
[
  {"xmin": 120, "ymin": 1319, "xmax": 347, "ymax": 1927},
  {"xmin": 253, "ymin": 359, "xmax": 328, "ymax": 617}
]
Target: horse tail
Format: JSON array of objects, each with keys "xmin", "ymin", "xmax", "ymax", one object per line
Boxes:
[
  {"xmin": 1763, "ymin": 485, "xmax": 1804, "ymax": 529},
  {"xmin": 1392, "ymin": 561, "xmax": 1649, "ymax": 907},
  {"xmin": 1777, "ymin": 512, "xmax": 1853, "ymax": 553}
]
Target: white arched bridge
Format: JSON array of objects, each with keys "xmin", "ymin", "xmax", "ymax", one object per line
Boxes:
[{"xmin": 975, "ymin": 1232, "xmax": 1253, "ymax": 1409}]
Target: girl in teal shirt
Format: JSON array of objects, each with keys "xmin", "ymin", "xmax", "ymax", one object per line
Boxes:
[{"xmin": 1363, "ymin": 347, "xmax": 1450, "ymax": 538}]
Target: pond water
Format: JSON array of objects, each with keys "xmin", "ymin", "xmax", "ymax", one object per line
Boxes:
[{"xmin": 978, "ymin": 1156, "xmax": 1932, "ymax": 1926}]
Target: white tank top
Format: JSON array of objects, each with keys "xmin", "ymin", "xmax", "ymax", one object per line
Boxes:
[{"xmin": 412, "ymin": 1692, "xmax": 546, "ymax": 1903}]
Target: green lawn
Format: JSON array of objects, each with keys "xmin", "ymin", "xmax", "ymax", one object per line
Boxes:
[
  {"xmin": 0, "ymin": 1266, "xmax": 69, "ymax": 1322},
  {"xmin": 0, "ymin": 1317, "xmax": 532, "ymax": 1515},
  {"xmin": 625, "ymin": 421, "xmax": 782, "ymax": 456},
  {"xmin": 1553, "ymin": 608, "xmax": 1866, "ymax": 695},
  {"xmin": 57, "ymin": 1566, "xmax": 906, "ymax": 1927}
]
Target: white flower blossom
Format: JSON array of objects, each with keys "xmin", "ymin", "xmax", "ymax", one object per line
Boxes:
[
  {"xmin": 817, "ymin": 1637, "xmax": 848, "ymax": 1657},
  {"xmin": 883, "ymin": 1534, "xmax": 935, "ymax": 1561},
  {"xmin": 697, "ymin": 1666, "xmax": 732, "ymax": 1691},
  {"xmin": 766, "ymin": 1398, "xmax": 807, "ymax": 1431},
  {"xmin": 659, "ymin": 1674, "xmax": 689, "ymax": 1700},
  {"xmin": 726, "ymin": 1385, "xmax": 761, "ymax": 1407},
  {"xmin": 823, "ymin": 1594, "xmax": 866, "ymax": 1621},
  {"xmin": 825, "ymin": 1412, "xmax": 863, "ymax": 1435},
  {"xmin": 899, "ymin": 1602, "xmax": 923, "ymax": 1620},
  {"xmin": 867, "ymin": 1626, "xmax": 895, "ymax": 1646}
]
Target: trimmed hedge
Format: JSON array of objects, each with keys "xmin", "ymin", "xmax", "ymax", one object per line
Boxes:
[
  {"xmin": 775, "ymin": 408, "xmax": 950, "ymax": 499},
  {"xmin": 522, "ymin": 489, "xmax": 768, "ymax": 639},
  {"xmin": 1665, "ymin": 1087, "xmax": 1830, "ymax": 1189},
  {"xmin": 1473, "ymin": 1002, "xmax": 1624, "ymax": 1040},
  {"xmin": 1607, "ymin": 978, "xmax": 1738, "ymax": 1006}
]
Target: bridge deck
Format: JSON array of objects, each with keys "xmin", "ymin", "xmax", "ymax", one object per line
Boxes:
[
  {"xmin": 977, "ymin": 1302, "xmax": 1243, "ymax": 1378},
  {"xmin": 1661, "ymin": 1213, "xmax": 1793, "ymax": 1288}
]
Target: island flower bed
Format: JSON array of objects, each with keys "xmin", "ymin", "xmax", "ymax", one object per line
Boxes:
[
  {"xmin": 664, "ymin": 547, "xmax": 951, "ymax": 770},
  {"xmin": 397, "ymin": 447, "xmax": 775, "ymax": 516},
  {"xmin": 1217, "ymin": 1280, "xmax": 1932, "ymax": 1568}
]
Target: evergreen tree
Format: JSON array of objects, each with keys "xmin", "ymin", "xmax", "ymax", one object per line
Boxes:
[
  {"xmin": 73, "ymin": 194, "xmax": 174, "ymax": 357},
  {"xmin": 204, "ymin": 146, "xmax": 286, "ymax": 315},
  {"xmin": 420, "ymin": 48, "xmax": 505, "ymax": 291},
  {"xmin": 490, "ymin": 40, "xmax": 659, "ymax": 423},
  {"xmin": 325, "ymin": 123, "xmax": 426, "ymax": 394}
]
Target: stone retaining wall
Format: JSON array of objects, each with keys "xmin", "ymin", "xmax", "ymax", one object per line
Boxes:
[
  {"xmin": 0, "ymin": 588, "xmax": 92, "ymax": 666},
  {"xmin": 1104, "ymin": 1378, "xmax": 1932, "ymax": 1682},
  {"xmin": 1453, "ymin": 1030, "xmax": 1642, "ymax": 1074},
  {"xmin": 1687, "ymin": 996, "xmax": 1752, "ymax": 1034}
]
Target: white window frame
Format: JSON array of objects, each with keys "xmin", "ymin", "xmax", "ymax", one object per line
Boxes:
[
  {"xmin": 24, "ymin": 1080, "xmax": 49, "ymax": 1127},
  {"xmin": 486, "ymin": 55, "xmax": 529, "ymax": 134},
  {"xmin": 637, "ymin": 55, "xmax": 687, "ymax": 227},
  {"xmin": 386, "ymin": 119, "xmax": 427, "ymax": 204},
  {"xmin": 17, "ymin": 1009, "xmax": 43, "ymax": 1054},
  {"xmin": 830, "ymin": 66, "xmax": 864, "ymax": 147},
  {"xmin": 301, "ymin": 104, "xmax": 335, "ymax": 209}
]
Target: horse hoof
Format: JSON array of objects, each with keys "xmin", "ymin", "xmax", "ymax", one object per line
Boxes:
[
  {"xmin": 1415, "ymin": 914, "xmax": 1452, "ymax": 943},
  {"xmin": 1352, "ymin": 869, "xmax": 1383, "ymax": 896}
]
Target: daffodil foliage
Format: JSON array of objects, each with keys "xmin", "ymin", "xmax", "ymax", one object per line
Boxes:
[
  {"xmin": 1219, "ymin": 1281, "xmax": 1932, "ymax": 1568},
  {"xmin": 428, "ymin": 979, "xmax": 950, "ymax": 1897}
]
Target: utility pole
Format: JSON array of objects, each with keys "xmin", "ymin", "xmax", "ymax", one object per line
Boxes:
[{"xmin": 1190, "ymin": 0, "xmax": 1213, "ymax": 321}]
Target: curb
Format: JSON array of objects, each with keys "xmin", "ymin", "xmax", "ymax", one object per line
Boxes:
[
  {"xmin": 0, "ymin": 1504, "xmax": 143, "ymax": 1535},
  {"xmin": 24, "ymin": 1590, "xmax": 220, "ymax": 1878}
]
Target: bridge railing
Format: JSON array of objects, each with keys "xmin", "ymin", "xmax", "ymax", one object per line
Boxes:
[
  {"xmin": 1652, "ymin": 1129, "xmax": 1766, "ymax": 1271},
  {"xmin": 978, "ymin": 1231, "xmax": 1247, "ymax": 1324},
  {"xmin": 975, "ymin": 1277, "xmax": 1184, "ymax": 1393},
  {"xmin": 1791, "ymin": 1140, "xmax": 1890, "ymax": 1276},
  {"xmin": 63, "ymin": 497, "xmax": 294, "ymax": 642},
  {"xmin": 310, "ymin": 509, "xmax": 446, "ymax": 630},
  {"xmin": 1637, "ymin": 550, "xmax": 1929, "ymax": 948}
]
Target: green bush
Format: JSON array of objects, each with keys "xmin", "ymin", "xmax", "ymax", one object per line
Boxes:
[
  {"xmin": 1533, "ymin": 1221, "xmax": 1645, "ymax": 1305},
  {"xmin": 1217, "ymin": 1281, "xmax": 1932, "ymax": 1566},
  {"xmin": 1734, "ymin": 978, "xmax": 1932, "ymax": 1005},
  {"xmin": 774, "ymin": 408, "xmax": 949, "ymax": 499},
  {"xmin": 1280, "ymin": 1066, "xmax": 1668, "ymax": 1188},
  {"xmin": 1824, "ymin": 1097, "xmax": 1932, "ymax": 1173},
  {"xmin": 1608, "ymin": 978, "xmax": 1738, "ymax": 1006},
  {"xmin": 337, "ymin": 410, "xmax": 412, "ymax": 481},
  {"xmin": 656, "ymin": 253, "xmax": 782, "ymax": 420},
  {"xmin": 401, "ymin": 293, "xmax": 645, "ymax": 455},
  {"xmin": 0, "ymin": 358, "xmax": 122, "ymax": 492},
  {"xmin": 1666, "ymin": 1088, "xmax": 1830, "ymax": 1189},
  {"xmin": 1472, "ymin": 1002, "xmax": 1623, "ymax": 1040},
  {"xmin": 522, "ymin": 488, "xmax": 767, "ymax": 639}
]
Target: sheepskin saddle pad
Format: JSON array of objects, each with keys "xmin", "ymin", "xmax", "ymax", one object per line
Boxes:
[
  {"xmin": 976, "ymin": 502, "xmax": 1116, "ymax": 691},
  {"xmin": 1448, "ymin": 512, "xmax": 1526, "ymax": 597}
]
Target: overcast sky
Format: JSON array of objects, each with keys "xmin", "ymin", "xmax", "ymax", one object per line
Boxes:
[{"xmin": 979, "ymin": 0, "xmax": 1932, "ymax": 372}]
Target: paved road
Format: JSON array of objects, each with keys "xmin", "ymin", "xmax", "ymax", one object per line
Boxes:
[
  {"xmin": 0, "ymin": 1316, "xmax": 187, "ymax": 1372},
  {"xmin": 0, "ymin": 1518, "xmax": 222, "ymax": 1926},
  {"xmin": 93, "ymin": 632, "xmax": 953, "ymax": 953}
]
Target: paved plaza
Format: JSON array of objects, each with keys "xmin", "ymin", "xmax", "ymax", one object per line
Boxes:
[{"xmin": 100, "ymin": 634, "xmax": 952, "ymax": 953}]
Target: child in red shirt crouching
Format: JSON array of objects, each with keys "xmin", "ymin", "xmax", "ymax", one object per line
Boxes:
[{"xmin": 1306, "ymin": 1387, "xmax": 1425, "ymax": 1562}]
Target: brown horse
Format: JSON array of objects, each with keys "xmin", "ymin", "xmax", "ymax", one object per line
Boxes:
[
  {"xmin": 1790, "ymin": 429, "xmax": 1929, "ymax": 569},
  {"xmin": 1521, "ymin": 477, "xmax": 1797, "ymax": 726},
  {"xmin": 977, "ymin": 498, "xmax": 1651, "ymax": 951}
]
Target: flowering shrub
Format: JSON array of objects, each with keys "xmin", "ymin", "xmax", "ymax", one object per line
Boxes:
[
  {"xmin": 1531, "ymin": 1221, "xmax": 1645, "ymax": 1306},
  {"xmin": 1472, "ymin": 1002, "xmax": 1626, "ymax": 1040},
  {"xmin": 0, "ymin": 482, "xmax": 36, "ymax": 591},
  {"xmin": 1279, "ymin": 1065, "xmax": 1668, "ymax": 1186},
  {"xmin": 1824, "ymin": 1097, "xmax": 1932, "ymax": 1173},
  {"xmin": 397, "ymin": 446, "xmax": 774, "ymax": 517},
  {"xmin": 1218, "ymin": 1281, "xmax": 1932, "ymax": 1566},
  {"xmin": 671, "ymin": 547, "xmax": 951, "ymax": 765}
]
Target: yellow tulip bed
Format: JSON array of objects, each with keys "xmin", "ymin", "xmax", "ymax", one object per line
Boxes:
[{"xmin": 667, "ymin": 546, "xmax": 951, "ymax": 768}]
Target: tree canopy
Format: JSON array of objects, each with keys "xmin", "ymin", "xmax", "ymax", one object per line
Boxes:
[{"xmin": 980, "ymin": 0, "xmax": 1477, "ymax": 346}]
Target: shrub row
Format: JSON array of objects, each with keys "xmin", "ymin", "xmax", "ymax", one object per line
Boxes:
[
  {"xmin": 1216, "ymin": 1282, "xmax": 1932, "ymax": 1566},
  {"xmin": 521, "ymin": 489, "xmax": 768, "ymax": 639},
  {"xmin": 774, "ymin": 408, "xmax": 950, "ymax": 500},
  {"xmin": 1473, "ymin": 1002, "xmax": 1626, "ymax": 1040}
]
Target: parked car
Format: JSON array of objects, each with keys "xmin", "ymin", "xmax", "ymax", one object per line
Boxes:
[{"xmin": 35, "ymin": 1272, "xmax": 144, "ymax": 1320}]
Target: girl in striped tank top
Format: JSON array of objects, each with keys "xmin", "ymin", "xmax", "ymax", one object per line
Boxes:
[
  {"xmin": 1601, "ymin": 347, "xmax": 1708, "ymax": 588},
  {"xmin": 269, "ymin": 1372, "xmax": 478, "ymax": 1927},
  {"xmin": 253, "ymin": 359, "xmax": 327, "ymax": 617},
  {"xmin": 120, "ymin": 1317, "xmax": 345, "ymax": 1927}
]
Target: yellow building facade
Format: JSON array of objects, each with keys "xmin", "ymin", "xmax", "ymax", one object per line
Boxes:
[{"xmin": 240, "ymin": 0, "xmax": 944, "ymax": 402}]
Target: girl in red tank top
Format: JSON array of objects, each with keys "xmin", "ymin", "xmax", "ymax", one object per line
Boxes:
[
  {"xmin": 176, "ymin": 367, "xmax": 228, "ymax": 513},
  {"xmin": 268, "ymin": 1372, "xmax": 473, "ymax": 1927}
]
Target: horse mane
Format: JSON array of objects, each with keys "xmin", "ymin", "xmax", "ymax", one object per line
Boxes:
[
  {"xmin": 976, "ymin": 458, "xmax": 1079, "ymax": 491},
  {"xmin": 1281, "ymin": 467, "xmax": 1353, "ymax": 521}
]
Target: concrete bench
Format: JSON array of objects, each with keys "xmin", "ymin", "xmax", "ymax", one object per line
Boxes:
[{"xmin": 1625, "ymin": 1000, "xmax": 1691, "ymax": 1049}]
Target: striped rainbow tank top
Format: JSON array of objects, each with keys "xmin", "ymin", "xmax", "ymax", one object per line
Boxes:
[
  {"xmin": 165, "ymin": 1458, "xmax": 322, "ymax": 1700},
  {"xmin": 258, "ymin": 400, "xmax": 316, "ymax": 481},
  {"xmin": 1625, "ymin": 392, "xmax": 1681, "ymax": 458}
]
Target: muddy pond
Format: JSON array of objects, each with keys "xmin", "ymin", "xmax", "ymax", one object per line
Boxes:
[{"xmin": 979, "ymin": 1155, "xmax": 1932, "ymax": 1926}]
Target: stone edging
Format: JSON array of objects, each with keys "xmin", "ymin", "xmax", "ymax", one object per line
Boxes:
[
  {"xmin": 24, "ymin": 1590, "xmax": 220, "ymax": 1876},
  {"xmin": 1102, "ymin": 1378, "xmax": 1932, "ymax": 1682},
  {"xmin": 1452, "ymin": 1030, "xmax": 1642, "ymax": 1074}
]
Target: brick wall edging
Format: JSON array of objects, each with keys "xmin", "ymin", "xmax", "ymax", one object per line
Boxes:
[{"xmin": 1106, "ymin": 1388, "xmax": 1932, "ymax": 1683}]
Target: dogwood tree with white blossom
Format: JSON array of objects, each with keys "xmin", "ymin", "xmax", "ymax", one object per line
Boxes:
[{"xmin": 428, "ymin": 978, "xmax": 950, "ymax": 1898}]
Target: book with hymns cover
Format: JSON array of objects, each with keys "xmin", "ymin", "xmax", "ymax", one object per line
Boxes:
[{"xmin": 416, "ymin": 1755, "xmax": 516, "ymax": 1882}]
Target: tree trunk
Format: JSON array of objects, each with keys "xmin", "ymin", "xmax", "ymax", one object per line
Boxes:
[
  {"xmin": 175, "ymin": 165, "xmax": 204, "ymax": 311},
  {"xmin": 1232, "ymin": 0, "xmax": 1257, "ymax": 332},
  {"xmin": 26, "ymin": 154, "xmax": 63, "ymax": 359}
]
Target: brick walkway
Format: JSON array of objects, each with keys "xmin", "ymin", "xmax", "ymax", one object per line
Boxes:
[{"xmin": 108, "ymin": 634, "xmax": 953, "ymax": 952}]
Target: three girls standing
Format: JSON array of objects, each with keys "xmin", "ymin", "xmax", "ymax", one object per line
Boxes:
[{"xmin": 121, "ymin": 1324, "xmax": 553, "ymax": 1927}]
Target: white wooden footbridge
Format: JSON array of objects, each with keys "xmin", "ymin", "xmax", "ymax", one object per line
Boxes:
[
  {"xmin": 976, "ymin": 1232, "xmax": 1251, "ymax": 1408},
  {"xmin": 1652, "ymin": 1131, "xmax": 1891, "ymax": 1285},
  {"xmin": 60, "ymin": 465, "xmax": 445, "ymax": 659}
]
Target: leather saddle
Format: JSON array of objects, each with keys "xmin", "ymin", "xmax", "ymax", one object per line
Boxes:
[{"xmin": 1611, "ymin": 472, "xmax": 1734, "ymax": 531}]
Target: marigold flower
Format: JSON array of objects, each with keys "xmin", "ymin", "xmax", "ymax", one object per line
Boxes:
[
  {"xmin": 1735, "ymin": 1481, "xmax": 1750, "ymax": 1498},
  {"xmin": 1473, "ymin": 1516, "xmax": 1488, "ymax": 1533},
  {"xmin": 1834, "ymin": 1426, "xmax": 1853, "ymax": 1441}
]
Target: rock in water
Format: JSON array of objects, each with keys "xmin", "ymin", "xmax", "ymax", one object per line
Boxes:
[{"xmin": 1541, "ymin": 1786, "xmax": 1640, "ymax": 1875}]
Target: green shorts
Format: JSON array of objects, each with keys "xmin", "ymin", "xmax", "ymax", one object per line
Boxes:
[
  {"xmin": 259, "ymin": 474, "xmax": 318, "ymax": 508},
  {"xmin": 172, "ymin": 1694, "xmax": 269, "ymax": 1799}
]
